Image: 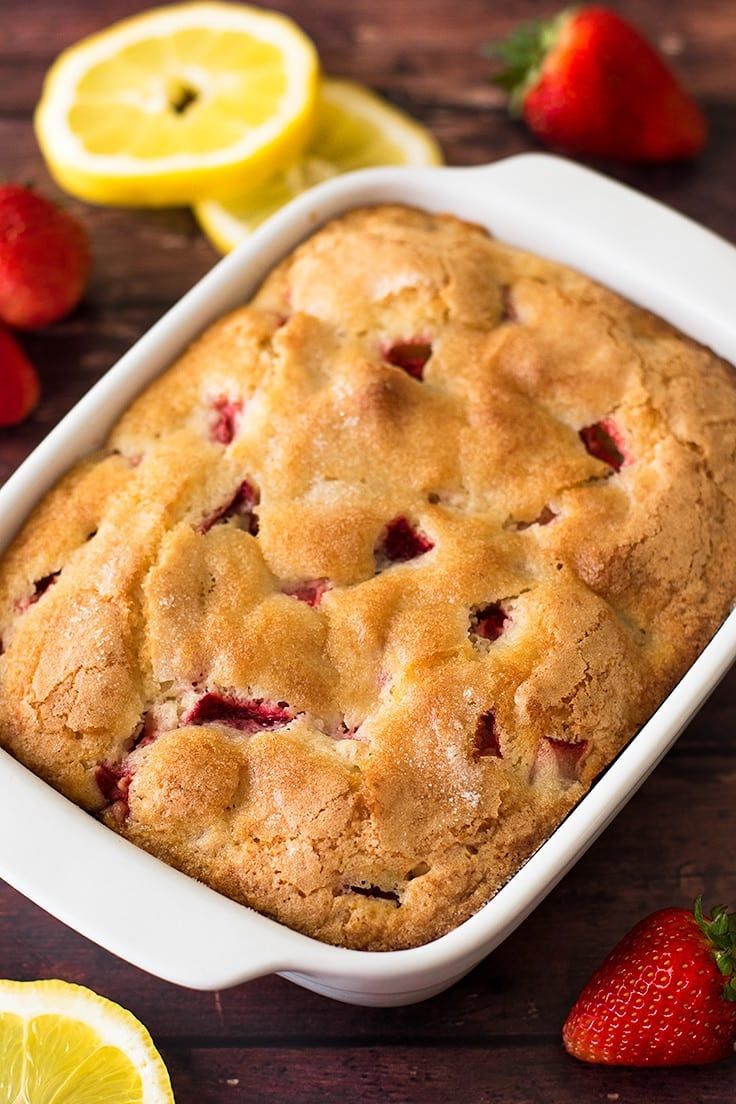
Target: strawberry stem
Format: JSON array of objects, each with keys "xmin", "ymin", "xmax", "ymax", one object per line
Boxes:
[
  {"xmin": 485, "ymin": 8, "xmax": 573, "ymax": 115},
  {"xmin": 694, "ymin": 897, "xmax": 736, "ymax": 1001}
]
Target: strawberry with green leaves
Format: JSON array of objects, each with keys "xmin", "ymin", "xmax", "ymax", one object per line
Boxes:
[
  {"xmin": 492, "ymin": 6, "xmax": 707, "ymax": 162},
  {"xmin": 564, "ymin": 899, "xmax": 736, "ymax": 1066}
]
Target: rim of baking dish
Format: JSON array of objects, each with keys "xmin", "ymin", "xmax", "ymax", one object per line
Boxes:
[{"xmin": 1, "ymin": 154, "xmax": 735, "ymax": 993}]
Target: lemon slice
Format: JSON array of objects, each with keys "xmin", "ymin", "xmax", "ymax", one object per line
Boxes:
[
  {"xmin": 34, "ymin": 2, "xmax": 319, "ymax": 206},
  {"xmin": 195, "ymin": 78, "xmax": 443, "ymax": 252},
  {"xmin": 0, "ymin": 979, "xmax": 174, "ymax": 1102}
]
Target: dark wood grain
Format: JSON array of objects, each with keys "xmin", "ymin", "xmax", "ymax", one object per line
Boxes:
[
  {"xmin": 160, "ymin": 1045, "xmax": 736, "ymax": 1104},
  {"xmin": 2, "ymin": 1, "xmax": 736, "ymax": 1101}
]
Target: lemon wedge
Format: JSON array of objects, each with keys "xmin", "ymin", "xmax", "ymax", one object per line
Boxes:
[
  {"xmin": 34, "ymin": 2, "xmax": 319, "ymax": 206},
  {"xmin": 0, "ymin": 979, "xmax": 174, "ymax": 1103},
  {"xmin": 195, "ymin": 78, "xmax": 443, "ymax": 252}
]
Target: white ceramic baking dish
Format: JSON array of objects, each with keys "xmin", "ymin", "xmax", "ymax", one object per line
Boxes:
[{"xmin": 1, "ymin": 153, "xmax": 735, "ymax": 1007}]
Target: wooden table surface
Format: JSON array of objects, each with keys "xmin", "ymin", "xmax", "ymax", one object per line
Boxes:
[{"xmin": 3, "ymin": 1, "xmax": 736, "ymax": 1100}]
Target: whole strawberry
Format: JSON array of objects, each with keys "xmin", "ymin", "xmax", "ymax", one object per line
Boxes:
[
  {"xmin": 492, "ymin": 6, "xmax": 707, "ymax": 162},
  {"xmin": 0, "ymin": 326, "xmax": 41, "ymax": 426},
  {"xmin": 563, "ymin": 899, "xmax": 736, "ymax": 1066},
  {"xmin": 0, "ymin": 184, "xmax": 90, "ymax": 329}
]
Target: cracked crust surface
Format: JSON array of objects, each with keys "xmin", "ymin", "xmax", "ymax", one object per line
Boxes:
[{"xmin": 1, "ymin": 205, "xmax": 735, "ymax": 950}]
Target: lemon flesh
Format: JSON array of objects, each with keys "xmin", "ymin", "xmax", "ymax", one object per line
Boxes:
[
  {"xmin": 195, "ymin": 78, "xmax": 444, "ymax": 252},
  {"xmin": 34, "ymin": 2, "xmax": 319, "ymax": 206},
  {"xmin": 0, "ymin": 980, "xmax": 173, "ymax": 1103}
]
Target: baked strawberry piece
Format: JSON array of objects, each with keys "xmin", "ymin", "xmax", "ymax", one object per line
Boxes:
[
  {"xmin": 384, "ymin": 340, "xmax": 432, "ymax": 380},
  {"xmin": 198, "ymin": 480, "xmax": 259, "ymax": 535},
  {"xmin": 95, "ymin": 762, "xmax": 133, "ymax": 822},
  {"xmin": 579, "ymin": 418, "xmax": 629, "ymax": 471},
  {"xmin": 16, "ymin": 571, "xmax": 60, "ymax": 612},
  {"xmin": 470, "ymin": 602, "xmax": 508, "ymax": 642},
  {"xmin": 282, "ymin": 578, "xmax": 331, "ymax": 606},
  {"xmin": 473, "ymin": 711, "xmax": 502, "ymax": 759},
  {"xmin": 183, "ymin": 693, "xmax": 293, "ymax": 734},
  {"xmin": 375, "ymin": 517, "xmax": 434, "ymax": 568},
  {"xmin": 210, "ymin": 396, "xmax": 242, "ymax": 444},
  {"xmin": 534, "ymin": 736, "xmax": 589, "ymax": 784}
]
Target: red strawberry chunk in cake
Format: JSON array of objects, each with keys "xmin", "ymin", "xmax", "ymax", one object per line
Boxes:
[
  {"xmin": 579, "ymin": 418, "xmax": 629, "ymax": 471},
  {"xmin": 333, "ymin": 719, "xmax": 363, "ymax": 741},
  {"xmin": 282, "ymin": 578, "xmax": 330, "ymax": 606},
  {"xmin": 95, "ymin": 762, "xmax": 131, "ymax": 803},
  {"xmin": 534, "ymin": 736, "xmax": 589, "ymax": 784},
  {"xmin": 376, "ymin": 517, "xmax": 434, "ymax": 567},
  {"xmin": 210, "ymin": 396, "xmax": 242, "ymax": 445},
  {"xmin": 471, "ymin": 602, "xmax": 508, "ymax": 642},
  {"xmin": 473, "ymin": 710, "xmax": 502, "ymax": 759},
  {"xmin": 183, "ymin": 693, "xmax": 294, "ymax": 734},
  {"xmin": 198, "ymin": 479, "xmax": 259, "ymax": 535},
  {"xmin": 384, "ymin": 341, "xmax": 432, "ymax": 380},
  {"xmin": 16, "ymin": 570, "xmax": 61, "ymax": 612},
  {"xmin": 95, "ymin": 762, "xmax": 133, "ymax": 822}
]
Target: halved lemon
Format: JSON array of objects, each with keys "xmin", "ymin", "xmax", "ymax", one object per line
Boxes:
[
  {"xmin": 195, "ymin": 78, "xmax": 444, "ymax": 252},
  {"xmin": 0, "ymin": 979, "xmax": 174, "ymax": 1102},
  {"xmin": 34, "ymin": 2, "xmax": 319, "ymax": 206}
]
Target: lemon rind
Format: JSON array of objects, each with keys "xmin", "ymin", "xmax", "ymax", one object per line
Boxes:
[
  {"xmin": 34, "ymin": 1, "xmax": 320, "ymax": 206},
  {"xmin": 195, "ymin": 77, "xmax": 443, "ymax": 252},
  {"xmin": 0, "ymin": 979, "xmax": 174, "ymax": 1102}
]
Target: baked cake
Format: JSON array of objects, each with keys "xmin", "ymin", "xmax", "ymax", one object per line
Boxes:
[{"xmin": 1, "ymin": 205, "xmax": 735, "ymax": 951}]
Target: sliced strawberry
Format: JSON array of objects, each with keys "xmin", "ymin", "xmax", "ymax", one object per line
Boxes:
[
  {"xmin": 579, "ymin": 418, "xmax": 628, "ymax": 471},
  {"xmin": 533, "ymin": 735, "xmax": 589, "ymax": 784},
  {"xmin": 183, "ymin": 692, "xmax": 293, "ymax": 734},
  {"xmin": 95, "ymin": 762, "xmax": 131, "ymax": 803},
  {"xmin": 376, "ymin": 517, "xmax": 434, "ymax": 568},
  {"xmin": 547, "ymin": 736, "xmax": 589, "ymax": 779},
  {"xmin": 384, "ymin": 340, "xmax": 432, "ymax": 380},
  {"xmin": 334, "ymin": 720, "xmax": 362, "ymax": 741},
  {"xmin": 95, "ymin": 762, "xmax": 133, "ymax": 822},
  {"xmin": 198, "ymin": 479, "xmax": 259, "ymax": 535},
  {"xmin": 282, "ymin": 578, "xmax": 331, "ymax": 607},
  {"xmin": 473, "ymin": 710, "xmax": 502, "ymax": 759},
  {"xmin": 16, "ymin": 570, "xmax": 60, "ymax": 612},
  {"xmin": 210, "ymin": 396, "xmax": 242, "ymax": 445},
  {"xmin": 0, "ymin": 326, "xmax": 41, "ymax": 427},
  {"xmin": 470, "ymin": 602, "xmax": 508, "ymax": 642}
]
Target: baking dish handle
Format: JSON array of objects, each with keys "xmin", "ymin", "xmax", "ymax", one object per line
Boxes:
[
  {"xmin": 430, "ymin": 153, "xmax": 736, "ymax": 365},
  {"xmin": 0, "ymin": 750, "xmax": 294, "ymax": 990}
]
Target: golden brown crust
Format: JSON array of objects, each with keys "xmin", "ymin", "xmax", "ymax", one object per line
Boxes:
[{"xmin": 1, "ymin": 205, "xmax": 735, "ymax": 949}]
